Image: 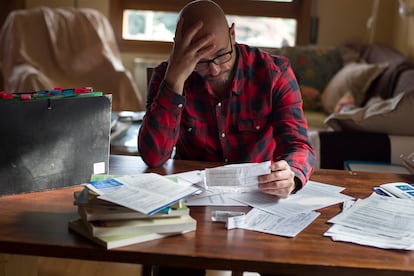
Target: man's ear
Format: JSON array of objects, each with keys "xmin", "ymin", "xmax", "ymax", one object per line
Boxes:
[{"xmin": 229, "ymin": 23, "xmax": 236, "ymax": 44}]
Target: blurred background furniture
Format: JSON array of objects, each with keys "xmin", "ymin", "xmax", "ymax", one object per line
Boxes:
[
  {"xmin": 0, "ymin": 6, "xmax": 143, "ymax": 111},
  {"xmin": 274, "ymin": 42, "xmax": 414, "ymax": 170}
]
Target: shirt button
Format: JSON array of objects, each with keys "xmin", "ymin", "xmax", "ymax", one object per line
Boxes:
[
  {"xmin": 187, "ymin": 127, "xmax": 192, "ymax": 132},
  {"xmin": 256, "ymin": 125, "xmax": 260, "ymax": 130},
  {"xmin": 178, "ymin": 103, "xmax": 183, "ymax": 108},
  {"xmin": 224, "ymin": 158, "xmax": 228, "ymax": 163},
  {"xmin": 221, "ymin": 132, "xmax": 226, "ymax": 138},
  {"xmin": 217, "ymin": 102, "xmax": 222, "ymax": 107}
]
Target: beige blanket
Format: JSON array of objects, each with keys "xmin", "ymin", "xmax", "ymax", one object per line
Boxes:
[{"xmin": 0, "ymin": 6, "xmax": 143, "ymax": 111}]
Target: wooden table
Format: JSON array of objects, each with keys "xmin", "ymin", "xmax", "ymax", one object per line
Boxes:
[{"xmin": 1, "ymin": 155, "xmax": 414, "ymax": 275}]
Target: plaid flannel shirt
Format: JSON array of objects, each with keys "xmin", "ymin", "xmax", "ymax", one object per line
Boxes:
[{"xmin": 138, "ymin": 44, "xmax": 315, "ymax": 186}]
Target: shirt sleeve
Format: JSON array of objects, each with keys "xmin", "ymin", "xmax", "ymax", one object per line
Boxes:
[
  {"xmin": 138, "ymin": 64, "xmax": 186, "ymax": 167},
  {"xmin": 271, "ymin": 56, "xmax": 316, "ymax": 187}
]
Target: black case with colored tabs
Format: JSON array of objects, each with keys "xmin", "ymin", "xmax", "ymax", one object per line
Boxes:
[{"xmin": 0, "ymin": 95, "xmax": 112, "ymax": 196}]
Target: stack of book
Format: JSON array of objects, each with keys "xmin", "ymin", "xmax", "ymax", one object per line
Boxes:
[{"xmin": 68, "ymin": 174, "xmax": 199, "ymax": 249}]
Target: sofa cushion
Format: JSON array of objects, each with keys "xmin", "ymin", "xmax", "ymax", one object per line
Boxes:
[
  {"xmin": 388, "ymin": 68, "xmax": 414, "ymax": 98},
  {"xmin": 320, "ymin": 62, "xmax": 388, "ymax": 113},
  {"xmin": 362, "ymin": 61, "xmax": 414, "ymax": 105},
  {"xmin": 337, "ymin": 41, "xmax": 365, "ymax": 64},
  {"xmin": 299, "ymin": 85, "xmax": 321, "ymax": 111},
  {"xmin": 279, "ymin": 46, "xmax": 343, "ymax": 111},
  {"xmin": 324, "ymin": 89, "xmax": 414, "ymax": 136},
  {"xmin": 362, "ymin": 43, "xmax": 406, "ymax": 65}
]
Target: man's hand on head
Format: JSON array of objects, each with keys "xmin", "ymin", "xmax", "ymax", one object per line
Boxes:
[
  {"xmin": 164, "ymin": 18, "xmax": 216, "ymax": 94},
  {"xmin": 257, "ymin": 160, "xmax": 297, "ymax": 198}
]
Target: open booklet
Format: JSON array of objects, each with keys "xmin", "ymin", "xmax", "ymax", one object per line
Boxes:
[
  {"xmin": 373, "ymin": 182, "xmax": 414, "ymax": 199},
  {"xmin": 85, "ymin": 173, "xmax": 200, "ymax": 215}
]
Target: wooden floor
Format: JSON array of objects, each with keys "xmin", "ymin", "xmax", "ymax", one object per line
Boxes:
[
  {"xmin": 38, "ymin": 258, "xmax": 143, "ymax": 276},
  {"xmin": 0, "ymin": 254, "xmax": 259, "ymax": 276},
  {"xmin": 38, "ymin": 258, "xmax": 259, "ymax": 276}
]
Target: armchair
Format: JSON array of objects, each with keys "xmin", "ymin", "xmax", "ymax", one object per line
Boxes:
[{"xmin": 0, "ymin": 6, "xmax": 143, "ymax": 111}]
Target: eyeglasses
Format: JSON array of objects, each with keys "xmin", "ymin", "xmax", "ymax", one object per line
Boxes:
[{"xmin": 194, "ymin": 30, "xmax": 233, "ymax": 72}]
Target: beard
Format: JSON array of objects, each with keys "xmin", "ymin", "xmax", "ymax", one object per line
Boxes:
[{"xmin": 204, "ymin": 69, "xmax": 230, "ymax": 87}]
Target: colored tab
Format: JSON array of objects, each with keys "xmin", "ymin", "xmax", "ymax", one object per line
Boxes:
[
  {"xmin": 20, "ymin": 94, "xmax": 31, "ymax": 101},
  {"xmin": 48, "ymin": 90, "xmax": 61, "ymax": 96},
  {"xmin": 0, "ymin": 92, "xmax": 14, "ymax": 99},
  {"xmin": 37, "ymin": 90, "xmax": 47, "ymax": 96},
  {"xmin": 62, "ymin": 89, "xmax": 74, "ymax": 95},
  {"xmin": 74, "ymin": 87, "xmax": 92, "ymax": 94}
]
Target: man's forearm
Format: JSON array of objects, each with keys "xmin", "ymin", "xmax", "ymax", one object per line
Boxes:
[{"xmin": 138, "ymin": 83, "xmax": 185, "ymax": 167}]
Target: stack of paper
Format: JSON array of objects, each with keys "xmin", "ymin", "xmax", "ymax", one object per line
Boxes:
[
  {"xmin": 68, "ymin": 173, "xmax": 200, "ymax": 249},
  {"xmin": 324, "ymin": 185, "xmax": 414, "ymax": 250}
]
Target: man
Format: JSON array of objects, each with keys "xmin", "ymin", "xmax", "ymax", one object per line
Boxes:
[
  {"xmin": 139, "ymin": 0, "xmax": 315, "ymax": 198},
  {"xmin": 138, "ymin": 1, "xmax": 315, "ymax": 274}
]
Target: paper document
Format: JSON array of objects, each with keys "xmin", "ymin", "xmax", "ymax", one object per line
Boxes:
[
  {"xmin": 236, "ymin": 208, "xmax": 320, "ymax": 237},
  {"xmin": 170, "ymin": 170, "xmax": 204, "ymax": 187},
  {"xmin": 185, "ymin": 161, "xmax": 272, "ymax": 205},
  {"xmin": 325, "ymin": 193, "xmax": 414, "ymax": 250},
  {"xmin": 86, "ymin": 173, "xmax": 200, "ymax": 215},
  {"xmin": 205, "ymin": 161, "xmax": 271, "ymax": 192},
  {"xmin": 213, "ymin": 208, "xmax": 320, "ymax": 237}
]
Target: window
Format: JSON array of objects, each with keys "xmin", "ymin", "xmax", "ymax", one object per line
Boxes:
[{"xmin": 110, "ymin": 0, "xmax": 310, "ymax": 54}]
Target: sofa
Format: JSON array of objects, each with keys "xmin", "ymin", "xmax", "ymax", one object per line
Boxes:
[{"xmin": 268, "ymin": 42, "xmax": 414, "ymax": 170}]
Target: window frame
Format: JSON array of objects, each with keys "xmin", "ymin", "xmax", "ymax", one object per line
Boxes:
[{"xmin": 109, "ymin": 0, "xmax": 311, "ymax": 54}]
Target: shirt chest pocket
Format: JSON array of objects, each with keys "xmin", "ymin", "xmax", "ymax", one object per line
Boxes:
[
  {"xmin": 181, "ymin": 116, "xmax": 209, "ymax": 136},
  {"xmin": 237, "ymin": 118, "xmax": 268, "ymax": 133}
]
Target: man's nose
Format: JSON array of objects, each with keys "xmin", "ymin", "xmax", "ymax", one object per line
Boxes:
[{"xmin": 208, "ymin": 62, "xmax": 220, "ymax": 75}]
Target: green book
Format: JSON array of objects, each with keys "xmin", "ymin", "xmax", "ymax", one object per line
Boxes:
[{"xmin": 68, "ymin": 218, "xmax": 179, "ymax": 249}]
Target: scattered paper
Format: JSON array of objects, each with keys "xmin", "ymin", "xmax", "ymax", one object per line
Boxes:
[
  {"xmin": 171, "ymin": 170, "xmax": 204, "ymax": 187},
  {"xmin": 222, "ymin": 207, "xmax": 320, "ymax": 237},
  {"xmin": 229, "ymin": 181, "xmax": 353, "ymax": 217},
  {"xmin": 185, "ymin": 190, "xmax": 247, "ymax": 206},
  {"xmin": 242, "ymin": 208, "xmax": 320, "ymax": 237}
]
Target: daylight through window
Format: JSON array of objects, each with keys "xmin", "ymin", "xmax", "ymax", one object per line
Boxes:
[{"xmin": 122, "ymin": 10, "xmax": 297, "ymax": 47}]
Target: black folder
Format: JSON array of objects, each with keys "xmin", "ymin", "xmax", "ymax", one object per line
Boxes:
[{"xmin": 0, "ymin": 95, "xmax": 112, "ymax": 196}]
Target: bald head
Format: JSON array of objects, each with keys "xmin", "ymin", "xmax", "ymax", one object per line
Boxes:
[{"xmin": 179, "ymin": 0, "xmax": 229, "ymax": 39}]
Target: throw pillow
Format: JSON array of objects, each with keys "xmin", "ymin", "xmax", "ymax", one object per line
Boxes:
[
  {"xmin": 280, "ymin": 46, "xmax": 343, "ymax": 110},
  {"xmin": 300, "ymin": 85, "xmax": 321, "ymax": 111},
  {"xmin": 320, "ymin": 62, "xmax": 388, "ymax": 114},
  {"xmin": 324, "ymin": 89, "xmax": 414, "ymax": 136}
]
